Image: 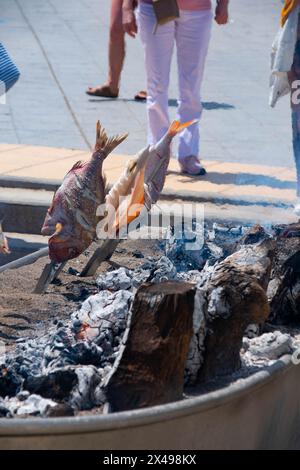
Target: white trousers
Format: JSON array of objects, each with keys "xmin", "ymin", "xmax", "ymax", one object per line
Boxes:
[{"xmin": 138, "ymin": 3, "xmax": 213, "ymax": 160}]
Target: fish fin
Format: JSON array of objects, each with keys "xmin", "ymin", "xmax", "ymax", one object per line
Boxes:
[
  {"xmin": 114, "ymin": 168, "xmax": 145, "ymax": 231},
  {"xmin": 103, "ymin": 172, "xmax": 111, "ymax": 197},
  {"xmin": 94, "ymin": 120, "xmax": 128, "ymax": 156},
  {"xmin": 66, "ymin": 161, "xmax": 87, "ymax": 175},
  {"xmin": 167, "ymin": 119, "xmax": 199, "ymax": 138}
]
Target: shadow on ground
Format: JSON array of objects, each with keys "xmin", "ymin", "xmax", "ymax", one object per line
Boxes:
[
  {"xmin": 167, "ymin": 170, "xmax": 296, "ymax": 190},
  {"xmin": 88, "ymin": 97, "xmax": 235, "ymax": 110}
]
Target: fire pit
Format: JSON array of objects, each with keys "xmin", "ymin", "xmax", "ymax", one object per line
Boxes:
[{"xmin": 0, "ymin": 221, "xmax": 299, "ymax": 449}]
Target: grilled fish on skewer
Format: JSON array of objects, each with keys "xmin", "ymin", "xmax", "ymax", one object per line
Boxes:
[
  {"xmin": 112, "ymin": 119, "xmax": 198, "ymax": 232},
  {"xmin": 41, "ymin": 121, "xmax": 128, "ymax": 264},
  {"xmin": 81, "ymin": 120, "xmax": 196, "ymax": 276}
]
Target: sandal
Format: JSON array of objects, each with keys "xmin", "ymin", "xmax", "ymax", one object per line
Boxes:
[
  {"xmin": 134, "ymin": 90, "xmax": 147, "ymax": 101},
  {"xmin": 86, "ymin": 85, "xmax": 119, "ymax": 98}
]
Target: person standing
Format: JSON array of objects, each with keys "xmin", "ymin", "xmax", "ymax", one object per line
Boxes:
[
  {"xmin": 123, "ymin": 0, "xmax": 229, "ymax": 175},
  {"xmin": 87, "ymin": 0, "xmax": 146, "ymax": 100},
  {"xmin": 270, "ymin": 0, "xmax": 300, "ymax": 215}
]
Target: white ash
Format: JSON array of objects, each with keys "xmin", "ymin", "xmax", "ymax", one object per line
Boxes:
[
  {"xmin": 150, "ymin": 256, "xmax": 178, "ymax": 282},
  {"xmin": 72, "ymin": 290, "xmax": 133, "ymax": 346},
  {"xmin": 97, "ymin": 267, "xmax": 133, "ymax": 291},
  {"xmin": 177, "ymin": 270, "xmax": 203, "ymax": 283},
  {"xmin": 185, "ymin": 290, "xmax": 207, "ymax": 384},
  {"xmin": 1, "ymin": 393, "xmax": 59, "ymax": 418},
  {"xmin": 69, "ymin": 365, "xmax": 104, "ymax": 411},
  {"xmin": 0, "ymin": 222, "xmax": 298, "ymax": 418},
  {"xmin": 165, "ymin": 224, "xmax": 225, "ymax": 272},
  {"xmin": 244, "ymin": 323, "xmax": 260, "ymax": 339},
  {"xmin": 242, "ymin": 331, "xmax": 293, "ymax": 363},
  {"xmin": 95, "ymin": 257, "xmax": 179, "ymax": 292}
]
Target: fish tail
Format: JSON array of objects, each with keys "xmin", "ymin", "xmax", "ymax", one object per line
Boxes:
[
  {"xmin": 167, "ymin": 119, "xmax": 199, "ymax": 138},
  {"xmin": 94, "ymin": 121, "xmax": 128, "ymax": 156}
]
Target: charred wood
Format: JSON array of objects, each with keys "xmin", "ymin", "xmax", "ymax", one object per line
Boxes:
[{"xmin": 104, "ymin": 281, "xmax": 196, "ymax": 411}]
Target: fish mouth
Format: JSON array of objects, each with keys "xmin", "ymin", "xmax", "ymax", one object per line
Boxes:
[
  {"xmin": 42, "ymin": 221, "xmax": 68, "ymax": 238},
  {"xmin": 48, "ymin": 236, "xmax": 84, "ymax": 263},
  {"xmin": 41, "ymin": 224, "xmax": 55, "ymax": 236}
]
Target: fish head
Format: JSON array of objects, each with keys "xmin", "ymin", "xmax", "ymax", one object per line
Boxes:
[
  {"xmin": 41, "ymin": 190, "xmax": 66, "ymax": 236},
  {"xmin": 48, "ymin": 222, "xmax": 86, "ymax": 263},
  {"xmin": 134, "ymin": 145, "xmax": 151, "ymax": 171}
]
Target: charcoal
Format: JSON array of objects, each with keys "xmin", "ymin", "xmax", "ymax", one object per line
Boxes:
[
  {"xmin": 16, "ymin": 390, "xmax": 30, "ymax": 401},
  {"xmin": 52, "ymin": 342, "xmax": 103, "ymax": 368},
  {"xmin": 132, "ymin": 250, "xmax": 144, "ymax": 258},
  {"xmin": 68, "ymin": 267, "xmax": 80, "ymax": 276},
  {"xmin": 240, "ymin": 224, "xmax": 269, "ymax": 246},
  {"xmin": 150, "ymin": 256, "xmax": 178, "ymax": 282},
  {"xmin": 44, "ymin": 403, "xmax": 74, "ymax": 417},
  {"xmin": 69, "ymin": 365, "xmax": 103, "ymax": 411},
  {"xmin": 24, "ymin": 368, "xmax": 78, "ymax": 400},
  {"xmin": 0, "ymin": 365, "xmax": 22, "ymax": 398},
  {"xmin": 131, "ymin": 266, "xmax": 152, "ymax": 287},
  {"xmin": 1, "ymin": 221, "xmax": 299, "ymax": 419},
  {"xmin": 0, "ymin": 399, "xmax": 11, "ymax": 417}
]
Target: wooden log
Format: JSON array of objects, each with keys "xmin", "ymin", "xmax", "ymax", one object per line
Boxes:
[
  {"xmin": 268, "ymin": 233, "xmax": 300, "ymax": 325},
  {"xmin": 103, "ymin": 281, "xmax": 196, "ymax": 412},
  {"xmin": 192, "ymin": 237, "xmax": 275, "ymax": 384}
]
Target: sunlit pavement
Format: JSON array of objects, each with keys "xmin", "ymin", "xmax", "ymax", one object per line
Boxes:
[{"xmin": 0, "ymin": 0, "xmax": 293, "ymax": 169}]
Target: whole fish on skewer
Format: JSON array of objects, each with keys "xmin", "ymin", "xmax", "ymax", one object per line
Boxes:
[
  {"xmin": 35, "ymin": 122, "xmax": 127, "ymax": 293},
  {"xmin": 0, "ymin": 220, "xmax": 10, "ymax": 254},
  {"xmin": 108, "ymin": 119, "xmax": 198, "ymax": 232},
  {"xmin": 41, "ymin": 121, "xmax": 128, "ymax": 263},
  {"xmin": 81, "ymin": 119, "xmax": 196, "ymax": 276}
]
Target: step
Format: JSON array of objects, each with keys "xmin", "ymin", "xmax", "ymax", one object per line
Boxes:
[
  {"xmin": 0, "ymin": 188, "xmax": 51, "ymax": 235},
  {"xmin": 0, "ymin": 187, "xmax": 298, "ymax": 237}
]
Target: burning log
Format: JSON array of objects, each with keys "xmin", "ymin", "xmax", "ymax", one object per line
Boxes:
[
  {"xmin": 187, "ymin": 232, "xmax": 275, "ymax": 384},
  {"xmin": 268, "ymin": 225, "xmax": 300, "ymax": 325},
  {"xmin": 104, "ymin": 281, "xmax": 196, "ymax": 411}
]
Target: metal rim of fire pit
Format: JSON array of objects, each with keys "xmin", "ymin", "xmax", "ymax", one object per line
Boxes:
[{"xmin": 0, "ymin": 355, "xmax": 294, "ymax": 436}]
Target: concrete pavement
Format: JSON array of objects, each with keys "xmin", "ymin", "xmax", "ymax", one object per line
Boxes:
[
  {"xmin": 0, "ymin": 143, "xmax": 298, "ymax": 231},
  {"xmin": 0, "ymin": 0, "xmax": 294, "ymax": 168}
]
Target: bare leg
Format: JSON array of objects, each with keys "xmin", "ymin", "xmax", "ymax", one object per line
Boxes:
[
  {"xmin": 107, "ymin": 0, "xmax": 126, "ymax": 93},
  {"xmin": 87, "ymin": 0, "xmax": 125, "ymax": 97}
]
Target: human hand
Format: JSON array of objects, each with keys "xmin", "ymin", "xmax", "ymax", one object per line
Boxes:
[
  {"xmin": 215, "ymin": 0, "xmax": 229, "ymax": 25},
  {"xmin": 123, "ymin": 6, "xmax": 138, "ymax": 37}
]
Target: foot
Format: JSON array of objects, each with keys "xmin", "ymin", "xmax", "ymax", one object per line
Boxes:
[
  {"xmin": 86, "ymin": 84, "xmax": 119, "ymax": 98},
  {"xmin": 134, "ymin": 90, "xmax": 147, "ymax": 101},
  {"xmin": 179, "ymin": 156, "xmax": 206, "ymax": 176},
  {"xmin": 294, "ymin": 198, "xmax": 300, "ymax": 216}
]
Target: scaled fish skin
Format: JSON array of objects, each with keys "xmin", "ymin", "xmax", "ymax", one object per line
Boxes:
[
  {"xmin": 106, "ymin": 120, "xmax": 197, "ymax": 232},
  {"xmin": 41, "ymin": 121, "xmax": 127, "ymax": 263},
  {"xmin": 0, "ymin": 220, "xmax": 10, "ymax": 255}
]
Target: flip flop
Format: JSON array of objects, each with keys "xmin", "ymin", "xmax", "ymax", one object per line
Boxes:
[
  {"xmin": 86, "ymin": 85, "xmax": 119, "ymax": 98},
  {"xmin": 134, "ymin": 90, "xmax": 147, "ymax": 101}
]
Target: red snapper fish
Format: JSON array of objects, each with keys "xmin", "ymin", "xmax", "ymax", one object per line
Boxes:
[
  {"xmin": 106, "ymin": 119, "xmax": 197, "ymax": 233},
  {"xmin": 41, "ymin": 121, "xmax": 127, "ymax": 263}
]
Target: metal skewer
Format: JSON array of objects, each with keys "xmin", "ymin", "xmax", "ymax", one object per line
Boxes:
[
  {"xmin": 33, "ymin": 260, "xmax": 66, "ymax": 294},
  {"xmin": 80, "ymin": 239, "xmax": 119, "ymax": 277}
]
